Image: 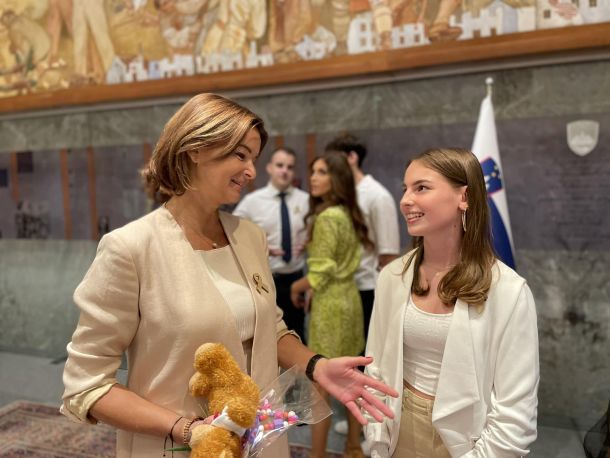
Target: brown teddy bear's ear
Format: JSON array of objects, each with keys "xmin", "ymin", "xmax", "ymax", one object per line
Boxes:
[
  {"xmin": 188, "ymin": 372, "xmax": 210, "ymax": 397},
  {"xmin": 193, "ymin": 343, "xmax": 230, "ymax": 371}
]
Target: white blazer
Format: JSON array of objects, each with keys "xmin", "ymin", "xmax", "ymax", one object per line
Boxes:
[{"xmin": 363, "ymin": 252, "xmax": 539, "ymax": 457}]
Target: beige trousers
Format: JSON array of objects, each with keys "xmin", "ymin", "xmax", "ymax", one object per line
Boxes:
[{"xmin": 393, "ymin": 385, "xmax": 451, "ymax": 458}]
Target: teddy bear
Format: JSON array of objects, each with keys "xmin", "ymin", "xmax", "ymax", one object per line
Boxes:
[{"xmin": 188, "ymin": 343, "xmax": 260, "ymax": 458}]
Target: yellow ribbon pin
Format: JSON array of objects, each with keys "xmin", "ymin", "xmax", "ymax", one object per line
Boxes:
[{"xmin": 252, "ymin": 273, "xmax": 269, "ymax": 294}]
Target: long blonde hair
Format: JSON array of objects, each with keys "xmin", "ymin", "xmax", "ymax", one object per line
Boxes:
[
  {"xmin": 142, "ymin": 93, "xmax": 268, "ymax": 202},
  {"xmin": 403, "ymin": 148, "xmax": 495, "ymax": 306}
]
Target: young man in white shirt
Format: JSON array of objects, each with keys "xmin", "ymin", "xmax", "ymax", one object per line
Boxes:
[
  {"xmin": 233, "ymin": 147, "xmax": 310, "ymax": 342},
  {"xmin": 325, "ymin": 133, "xmax": 401, "ymax": 441}
]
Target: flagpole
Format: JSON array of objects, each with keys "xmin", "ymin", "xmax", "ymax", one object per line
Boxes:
[{"xmin": 485, "ymin": 77, "xmax": 494, "ymax": 97}]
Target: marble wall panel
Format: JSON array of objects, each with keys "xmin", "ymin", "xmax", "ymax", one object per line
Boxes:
[
  {"xmin": 518, "ymin": 249, "xmax": 610, "ymax": 428},
  {"xmin": 0, "ymin": 240, "xmax": 97, "ymax": 357},
  {"xmin": 88, "ymin": 107, "xmax": 154, "ymax": 147},
  {"xmin": 0, "ymin": 114, "xmax": 89, "ymax": 153},
  {"xmin": 240, "ymin": 87, "xmax": 378, "ymax": 136}
]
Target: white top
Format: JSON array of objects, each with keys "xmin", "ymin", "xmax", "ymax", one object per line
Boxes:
[
  {"xmin": 199, "ymin": 245, "xmax": 255, "ymax": 342},
  {"xmin": 402, "ymin": 295, "xmax": 453, "ymax": 396},
  {"xmin": 356, "ymin": 175, "xmax": 400, "ymax": 290},
  {"xmin": 234, "ymin": 182, "xmax": 309, "ymax": 274}
]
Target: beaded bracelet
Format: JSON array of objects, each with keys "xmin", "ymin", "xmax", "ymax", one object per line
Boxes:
[{"xmin": 182, "ymin": 416, "xmax": 205, "ymax": 445}]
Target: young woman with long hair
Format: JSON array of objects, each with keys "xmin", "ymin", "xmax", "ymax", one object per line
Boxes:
[
  {"xmin": 363, "ymin": 148, "xmax": 539, "ymax": 457},
  {"xmin": 291, "ymin": 152, "xmax": 374, "ymax": 458}
]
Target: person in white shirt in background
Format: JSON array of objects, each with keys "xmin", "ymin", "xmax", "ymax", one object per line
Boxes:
[
  {"xmin": 234, "ymin": 147, "xmax": 310, "ymax": 342},
  {"xmin": 324, "ymin": 133, "xmax": 401, "ymax": 453}
]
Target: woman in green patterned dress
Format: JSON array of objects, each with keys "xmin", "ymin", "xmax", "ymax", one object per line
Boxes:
[{"xmin": 291, "ymin": 152, "xmax": 374, "ymax": 458}]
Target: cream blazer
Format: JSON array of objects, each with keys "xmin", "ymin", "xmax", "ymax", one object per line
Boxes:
[
  {"xmin": 363, "ymin": 252, "xmax": 539, "ymax": 457},
  {"xmin": 61, "ymin": 206, "xmax": 293, "ymax": 458}
]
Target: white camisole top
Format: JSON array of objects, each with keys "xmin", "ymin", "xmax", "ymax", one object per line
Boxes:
[{"xmin": 402, "ymin": 294, "xmax": 453, "ymax": 396}]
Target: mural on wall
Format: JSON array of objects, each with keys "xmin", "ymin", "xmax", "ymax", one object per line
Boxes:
[{"xmin": 0, "ymin": 0, "xmax": 608, "ymax": 97}]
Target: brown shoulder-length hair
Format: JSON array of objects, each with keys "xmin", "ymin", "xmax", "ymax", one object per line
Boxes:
[
  {"xmin": 403, "ymin": 147, "xmax": 495, "ymax": 307},
  {"xmin": 141, "ymin": 93, "xmax": 268, "ymax": 203},
  {"xmin": 305, "ymin": 152, "xmax": 373, "ymax": 250}
]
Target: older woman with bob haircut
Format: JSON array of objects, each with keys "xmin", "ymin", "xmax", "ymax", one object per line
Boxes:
[
  {"xmin": 61, "ymin": 93, "xmax": 397, "ymax": 458},
  {"xmin": 364, "ymin": 148, "xmax": 539, "ymax": 457}
]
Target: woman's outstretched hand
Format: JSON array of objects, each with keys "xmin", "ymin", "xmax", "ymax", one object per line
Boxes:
[{"xmin": 313, "ymin": 356, "xmax": 398, "ymax": 424}]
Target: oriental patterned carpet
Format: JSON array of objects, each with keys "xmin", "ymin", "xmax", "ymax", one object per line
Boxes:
[
  {"xmin": 0, "ymin": 401, "xmax": 341, "ymax": 457},
  {"xmin": 0, "ymin": 401, "xmax": 115, "ymax": 457}
]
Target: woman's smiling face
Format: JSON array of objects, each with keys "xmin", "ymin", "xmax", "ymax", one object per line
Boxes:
[
  {"xmin": 189, "ymin": 128, "xmax": 261, "ymax": 206},
  {"xmin": 400, "ymin": 159, "xmax": 467, "ymax": 238}
]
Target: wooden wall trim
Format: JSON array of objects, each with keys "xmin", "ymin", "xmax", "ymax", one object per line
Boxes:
[
  {"xmin": 59, "ymin": 149, "xmax": 72, "ymax": 239},
  {"xmin": 306, "ymin": 134, "xmax": 316, "ymax": 168},
  {"xmin": 0, "ymin": 24, "xmax": 609, "ymax": 115},
  {"xmin": 87, "ymin": 146, "xmax": 99, "ymax": 240},
  {"xmin": 9, "ymin": 152, "xmax": 19, "ymax": 203}
]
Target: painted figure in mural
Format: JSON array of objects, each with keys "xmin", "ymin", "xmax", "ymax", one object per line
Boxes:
[
  {"xmin": 60, "ymin": 93, "xmax": 398, "ymax": 458},
  {"xmin": 312, "ymin": 0, "xmax": 352, "ymax": 54},
  {"xmin": 45, "ymin": 0, "xmax": 72, "ymax": 68},
  {"xmin": 0, "ymin": 8, "xmax": 52, "ymax": 93},
  {"xmin": 1, "ymin": 9, "xmax": 50, "ymax": 70},
  {"xmin": 268, "ymin": 0, "xmax": 313, "ymax": 62},
  {"xmin": 72, "ymin": 0, "xmax": 116, "ymax": 84},
  {"xmin": 153, "ymin": 0, "xmax": 208, "ymax": 55},
  {"xmin": 201, "ymin": 0, "xmax": 266, "ymax": 54},
  {"xmin": 370, "ymin": 0, "xmax": 395, "ymax": 49},
  {"xmin": 424, "ymin": 0, "xmax": 460, "ymax": 40},
  {"xmin": 363, "ymin": 148, "xmax": 539, "ymax": 457},
  {"xmin": 102, "ymin": 0, "xmax": 170, "ymax": 67}
]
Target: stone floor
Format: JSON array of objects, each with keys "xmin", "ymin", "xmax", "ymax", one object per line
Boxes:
[{"xmin": 0, "ymin": 351, "xmax": 588, "ymax": 457}]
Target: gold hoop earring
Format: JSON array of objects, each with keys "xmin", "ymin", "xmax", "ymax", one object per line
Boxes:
[{"xmin": 461, "ymin": 210, "xmax": 467, "ymax": 232}]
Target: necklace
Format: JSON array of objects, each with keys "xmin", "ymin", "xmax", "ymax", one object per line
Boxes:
[
  {"xmin": 420, "ymin": 264, "xmax": 456, "ymax": 285},
  {"xmin": 164, "ymin": 202, "xmax": 225, "ymax": 249},
  {"xmin": 175, "ymin": 217, "xmax": 223, "ymax": 249}
]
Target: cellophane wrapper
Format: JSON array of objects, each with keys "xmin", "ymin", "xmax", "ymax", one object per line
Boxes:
[{"xmin": 242, "ymin": 366, "xmax": 332, "ymax": 457}]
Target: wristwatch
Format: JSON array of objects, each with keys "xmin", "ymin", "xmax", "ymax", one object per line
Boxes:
[{"xmin": 305, "ymin": 354, "xmax": 325, "ymax": 381}]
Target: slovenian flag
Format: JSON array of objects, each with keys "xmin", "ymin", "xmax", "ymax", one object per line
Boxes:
[{"xmin": 472, "ymin": 85, "xmax": 516, "ymax": 269}]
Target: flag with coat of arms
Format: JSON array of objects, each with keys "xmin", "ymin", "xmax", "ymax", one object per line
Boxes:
[{"xmin": 471, "ymin": 79, "xmax": 516, "ymax": 269}]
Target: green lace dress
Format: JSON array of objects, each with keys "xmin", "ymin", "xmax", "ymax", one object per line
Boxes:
[{"xmin": 307, "ymin": 206, "xmax": 364, "ymax": 358}]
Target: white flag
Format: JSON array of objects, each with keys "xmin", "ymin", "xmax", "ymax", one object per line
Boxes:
[{"xmin": 472, "ymin": 91, "xmax": 516, "ymax": 269}]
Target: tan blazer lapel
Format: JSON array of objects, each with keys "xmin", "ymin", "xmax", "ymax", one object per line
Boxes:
[
  {"xmin": 220, "ymin": 212, "xmax": 278, "ymax": 386},
  {"xmin": 220, "ymin": 212, "xmax": 272, "ymax": 304}
]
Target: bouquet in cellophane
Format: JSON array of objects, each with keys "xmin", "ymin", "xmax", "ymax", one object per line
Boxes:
[
  {"xmin": 242, "ymin": 366, "xmax": 332, "ymax": 457},
  {"xmin": 170, "ymin": 343, "xmax": 332, "ymax": 458}
]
